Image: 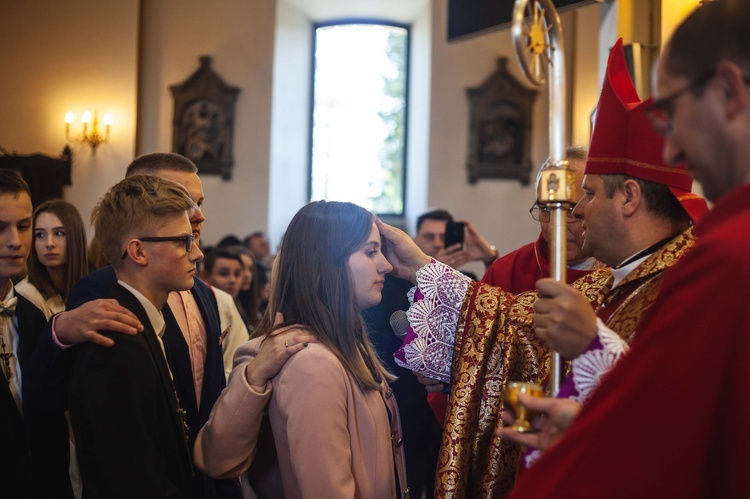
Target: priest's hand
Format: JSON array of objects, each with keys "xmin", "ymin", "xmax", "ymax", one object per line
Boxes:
[
  {"xmin": 54, "ymin": 299, "xmax": 143, "ymax": 347},
  {"xmin": 534, "ymin": 278, "xmax": 598, "ymax": 359},
  {"xmin": 376, "ymin": 219, "xmax": 431, "ymax": 283},
  {"xmin": 245, "ymin": 312, "xmax": 319, "ymax": 388},
  {"xmin": 495, "ymin": 394, "xmax": 581, "ymax": 451}
]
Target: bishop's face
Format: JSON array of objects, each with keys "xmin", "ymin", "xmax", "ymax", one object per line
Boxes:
[{"xmin": 573, "ymin": 174, "xmax": 623, "ymax": 267}]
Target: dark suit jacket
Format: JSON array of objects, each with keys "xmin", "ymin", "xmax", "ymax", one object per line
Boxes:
[
  {"xmin": 0, "ymin": 293, "xmax": 72, "ymax": 498},
  {"xmin": 28, "ymin": 267, "xmax": 240, "ymax": 499},
  {"xmin": 361, "ymin": 274, "xmax": 443, "ymax": 498},
  {"xmin": 69, "ymin": 284, "xmax": 197, "ymax": 499}
]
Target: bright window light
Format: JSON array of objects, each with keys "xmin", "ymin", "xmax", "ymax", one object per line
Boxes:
[{"xmin": 310, "ymin": 23, "xmax": 408, "ymax": 215}]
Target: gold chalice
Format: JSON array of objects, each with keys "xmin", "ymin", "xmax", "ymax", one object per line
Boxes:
[{"xmin": 503, "ymin": 381, "xmax": 544, "ymax": 433}]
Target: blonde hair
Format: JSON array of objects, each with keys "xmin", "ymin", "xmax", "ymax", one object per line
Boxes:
[{"xmin": 92, "ymin": 175, "xmax": 195, "ymax": 266}]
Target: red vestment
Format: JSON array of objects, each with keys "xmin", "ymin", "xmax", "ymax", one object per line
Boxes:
[
  {"xmin": 424, "ymin": 229, "xmax": 695, "ymax": 497},
  {"xmin": 481, "ymin": 233, "xmax": 596, "ymax": 294},
  {"xmin": 423, "ymin": 234, "xmax": 601, "ymax": 427},
  {"xmin": 511, "ymin": 182, "xmax": 750, "ymax": 498}
]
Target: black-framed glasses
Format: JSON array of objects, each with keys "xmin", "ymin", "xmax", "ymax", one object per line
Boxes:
[
  {"xmin": 646, "ymin": 72, "xmax": 715, "ymax": 137},
  {"xmin": 529, "ymin": 202, "xmax": 577, "ymax": 222},
  {"xmin": 121, "ymin": 234, "xmax": 196, "ymax": 259}
]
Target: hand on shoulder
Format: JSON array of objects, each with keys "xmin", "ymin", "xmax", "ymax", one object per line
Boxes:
[
  {"xmin": 244, "ymin": 312, "xmax": 319, "ymax": 386},
  {"xmin": 55, "ymin": 299, "xmax": 143, "ymax": 347}
]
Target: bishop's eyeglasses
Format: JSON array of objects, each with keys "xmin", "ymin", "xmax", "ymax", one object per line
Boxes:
[{"xmin": 121, "ymin": 234, "xmax": 196, "ymax": 259}]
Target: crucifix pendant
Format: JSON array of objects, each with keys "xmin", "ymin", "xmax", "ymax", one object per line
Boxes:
[
  {"xmin": 0, "ymin": 329, "xmax": 12, "ymax": 382},
  {"xmin": 0, "ymin": 352, "xmax": 12, "ymax": 382}
]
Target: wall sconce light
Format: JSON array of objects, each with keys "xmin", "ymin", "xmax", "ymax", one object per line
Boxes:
[{"xmin": 64, "ymin": 110, "xmax": 112, "ymax": 150}]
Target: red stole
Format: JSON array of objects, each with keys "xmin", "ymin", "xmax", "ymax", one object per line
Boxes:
[
  {"xmin": 481, "ymin": 233, "xmax": 599, "ymax": 294},
  {"xmin": 438, "ymin": 228, "xmax": 697, "ymax": 498}
]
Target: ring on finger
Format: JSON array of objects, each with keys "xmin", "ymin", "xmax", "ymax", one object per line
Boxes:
[{"xmin": 284, "ymin": 340, "xmax": 289, "ymax": 348}]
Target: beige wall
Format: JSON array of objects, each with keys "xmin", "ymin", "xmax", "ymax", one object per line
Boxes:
[
  {"xmin": 267, "ymin": 0, "xmax": 317, "ymax": 248},
  {"xmin": 571, "ymin": 4, "xmax": 603, "ymax": 146},
  {"xmin": 138, "ymin": 0, "xmax": 277, "ymax": 246},
  {"xmin": 426, "ymin": 0, "xmax": 602, "ymax": 276},
  {"xmin": 1, "ymin": 0, "xmax": 604, "ymax": 267},
  {"xmin": 0, "ymin": 0, "xmax": 276, "ymax": 246},
  {"xmin": 0, "ymin": 0, "xmax": 139, "ymax": 240},
  {"xmin": 427, "ymin": 0, "xmax": 539, "ymax": 276}
]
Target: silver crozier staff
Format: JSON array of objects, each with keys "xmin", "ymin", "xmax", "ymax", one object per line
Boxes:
[{"xmin": 511, "ymin": 0, "xmax": 575, "ymax": 396}]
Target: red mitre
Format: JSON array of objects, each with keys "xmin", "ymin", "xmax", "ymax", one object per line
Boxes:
[{"xmin": 585, "ymin": 38, "xmax": 708, "ymax": 223}]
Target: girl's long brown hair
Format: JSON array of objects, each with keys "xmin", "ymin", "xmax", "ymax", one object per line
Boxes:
[
  {"xmin": 251, "ymin": 200, "xmax": 393, "ymax": 391},
  {"xmin": 28, "ymin": 200, "xmax": 89, "ymax": 300}
]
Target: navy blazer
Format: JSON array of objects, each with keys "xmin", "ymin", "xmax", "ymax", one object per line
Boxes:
[
  {"xmin": 28, "ymin": 266, "xmax": 240, "ymax": 499},
  {"xmin": 0, "ymin": 292, "xmax": 72, "ymax": 498},
  {"xmin": 69, "ymin": 284, "xmax": 197, "ymax": 498}
]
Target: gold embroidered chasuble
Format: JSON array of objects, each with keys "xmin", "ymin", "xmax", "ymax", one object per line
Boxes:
[{"xmin": 436, "ymin": 227, "xmax": 697, "ymax": 498}]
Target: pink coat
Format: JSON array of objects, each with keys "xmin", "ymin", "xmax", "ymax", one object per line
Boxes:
[{"xmin": 195, "ymin": 337, "xmax": 409, "ymax": 498}]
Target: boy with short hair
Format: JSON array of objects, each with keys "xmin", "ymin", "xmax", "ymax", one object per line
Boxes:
[
  {"xmin": 200, "ymin": 248, "xmax": 244, "ymax": 299},
  {"xmin": 0, "ymin": 170, "xmax": 72, "ymax": 496},
  {"xmin": 200, "ymin": 247, "xmax": 251, "ymax": 378},
  {"xmin": 69, "ymin": 174, "xmax": 203, "ymax": 498}
]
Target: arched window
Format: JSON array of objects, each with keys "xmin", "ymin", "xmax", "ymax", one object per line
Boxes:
[{"xmin": 309, "ymin": 21, "xmax": 409, "ymax": 216}]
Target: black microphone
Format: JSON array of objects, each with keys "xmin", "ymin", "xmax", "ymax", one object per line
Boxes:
[{"xmin": 389, "ymin": 310, "xmax": 410, "ymax": 339}]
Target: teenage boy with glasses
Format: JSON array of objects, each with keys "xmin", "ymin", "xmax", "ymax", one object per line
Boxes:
[{"xmin": 68, "ymin": 175, "xmax": 201, "ymax": 498}]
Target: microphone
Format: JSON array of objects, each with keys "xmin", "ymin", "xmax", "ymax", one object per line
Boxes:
[{"xmin": 389, "ymin": 310, "xmax": 410, "ymax": 339}]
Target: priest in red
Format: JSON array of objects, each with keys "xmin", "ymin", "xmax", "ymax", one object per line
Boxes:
[
  {"xmin": 506, "ymin": 0, "xmax": 750, "ymax": 496},
  {"xmin": 423, "ymin": 149, "xmax": 601, "ymax": 428},
  {"xmin": 384, "ymin": 35, "xmax": 708, "ymax": 497},
  {"xmin": 481, "ymin": 146, "xmax": 602, "ymax": 295}
]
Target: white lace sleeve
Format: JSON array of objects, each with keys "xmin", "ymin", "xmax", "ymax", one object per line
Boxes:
[
  {"xmin": 393, "ymin": 260, "xmax": 471, "ymax": 384},
  {"xmin": 524, "ymin": 320, "xmax": 631, "ymax": 469},
  {"xmin": 570, "ymin": 318, "xmax": 630, "ymax": 403}
]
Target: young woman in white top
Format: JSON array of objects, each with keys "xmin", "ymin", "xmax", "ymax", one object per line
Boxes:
[
  {"xmin": 16, "ymin": 200, "xmax": 89, "ymax": 317},
  {"xmin": 15, "ymin": 199, "xmax": 89, "ymax": 499}
]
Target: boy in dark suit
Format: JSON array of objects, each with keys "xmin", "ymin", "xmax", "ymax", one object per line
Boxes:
[
  {"xmin": 0, "ymin": 170, "xmax": 72, "ymax": 498},
  {"xmin": 31, "ymin": 154, "xmax": 240, "ymax": 498},
  {"xmin": 68, "ymin": 175, "xmax": 202, "ymax": 498}
]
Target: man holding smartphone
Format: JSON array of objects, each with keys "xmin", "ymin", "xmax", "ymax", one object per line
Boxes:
[{"xmin": 412, "ymin": 209, "xmax": 499, "ymax": 275}]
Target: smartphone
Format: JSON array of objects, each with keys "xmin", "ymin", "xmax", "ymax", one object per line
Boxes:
[{"xmin": 444, "ymin": 221, "xmax": 465, "ymax": 249}]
